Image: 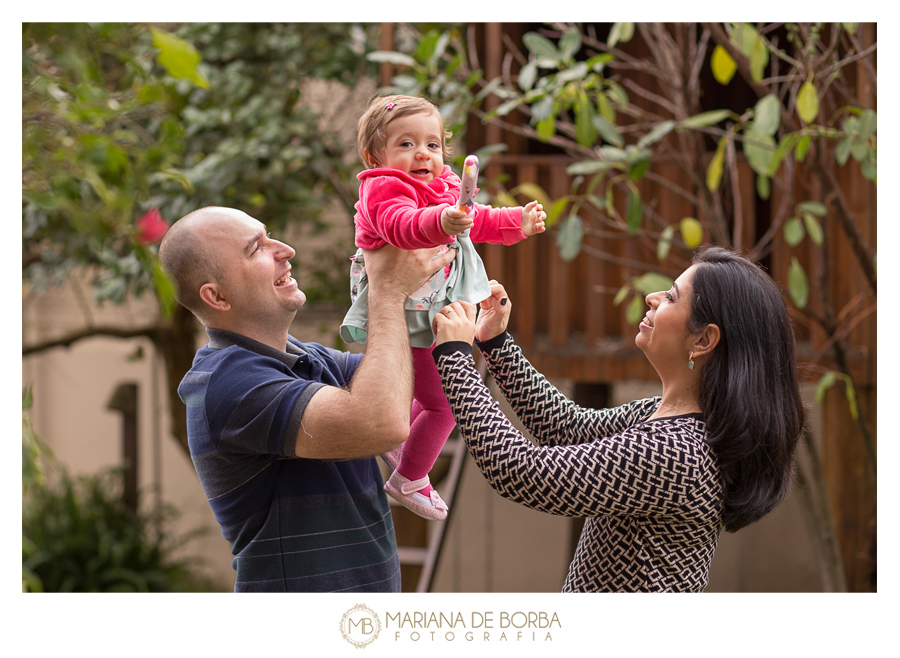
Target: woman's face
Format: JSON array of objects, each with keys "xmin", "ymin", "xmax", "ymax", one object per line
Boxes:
[{"xmin": 635, "ymin": 266, "xmax": 698, "ymax": 372}]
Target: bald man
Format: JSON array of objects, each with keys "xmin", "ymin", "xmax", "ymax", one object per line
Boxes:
[{"xmin": 159, "ymin": 206, "xmax": 455, "ymax": 592}]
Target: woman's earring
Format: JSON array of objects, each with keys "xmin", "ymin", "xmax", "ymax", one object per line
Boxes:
[{"xmin": 688, "ymin": 352, "xmax": 695, "ymax": 370}]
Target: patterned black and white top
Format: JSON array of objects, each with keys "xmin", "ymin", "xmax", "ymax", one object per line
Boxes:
[{"xmin": 433, "ymin": 333, "xmax": 724, "ymax": 592}]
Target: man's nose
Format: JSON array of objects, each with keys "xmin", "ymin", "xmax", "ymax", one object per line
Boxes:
[{"xmin": 275, "ymin": 240, "xmax": 295, "ymax": 259}]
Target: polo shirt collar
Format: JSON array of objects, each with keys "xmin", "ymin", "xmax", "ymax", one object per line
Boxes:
[{"xmin": 206, "ymin": 327, "xmax": 306, "ymax": 369}]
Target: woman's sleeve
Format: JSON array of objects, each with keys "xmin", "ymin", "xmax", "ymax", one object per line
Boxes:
[
  {"xmin": 475, "ymin": 332, "xmax": 659, "ymax": 447},
  {"xmin": 433, "ymin": 343, "xmax": 697, "ymax": 519}
]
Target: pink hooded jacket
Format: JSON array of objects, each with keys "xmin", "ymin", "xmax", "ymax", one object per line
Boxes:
[{"xmin": 354, "ymin": 166, "xmax": 527, "ymax": 249}]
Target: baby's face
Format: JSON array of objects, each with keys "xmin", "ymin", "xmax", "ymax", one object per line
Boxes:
[{"xmin": 378, "ymin": 110, "xmax": 444, "ymax": 183}]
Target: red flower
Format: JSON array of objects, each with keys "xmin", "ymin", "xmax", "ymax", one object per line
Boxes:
[{"xmin": 135, "ymin": 208, "xmax": 169, "ymax": 245}]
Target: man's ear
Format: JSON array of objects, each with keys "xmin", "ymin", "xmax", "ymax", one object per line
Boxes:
[
  {"xmin": 692, "ymin": 323, "xmax": 721, "ymax": 358},
  {"xmin": 199, "ymin": 282, "xmax": 231, "ymax": 312}
]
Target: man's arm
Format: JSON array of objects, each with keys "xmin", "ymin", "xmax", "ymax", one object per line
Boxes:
[{"xmin": 292, "ymin": 244, "xmax": 455, "ymax": 459}]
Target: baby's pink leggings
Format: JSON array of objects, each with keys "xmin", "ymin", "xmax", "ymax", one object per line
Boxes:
[{"xmin": 397, "ymin": 346, "xmax": 457, "ymax": 495}]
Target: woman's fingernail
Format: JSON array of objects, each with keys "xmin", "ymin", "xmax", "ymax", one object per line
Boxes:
[{"xmin": 500, "ymin": 298, "xmax": 508, "ymax": 306}]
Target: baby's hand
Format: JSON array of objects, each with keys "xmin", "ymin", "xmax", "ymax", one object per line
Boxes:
[
  {"xmin": 521, "ymin": 200, "xmax": 547, "ymax": 237},
  {"xmin": 441, "ymin": 205, "xmax": 475, "ymax": 236}
]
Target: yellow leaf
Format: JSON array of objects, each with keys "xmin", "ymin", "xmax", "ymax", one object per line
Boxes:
[
  {"xmin": 680, "ymin": 217, "xmax": 703, "ymax": 248},
  {"xmin": 512, "ymin": 182, "xmax": 552, "ymax": 209},
  {"xmin": 706, "ymin": 138, "xmax": 726, "ymax": 192},
  {"xmin": 494, "ymin": 191, "xmax": 518, "ymax": 208},
  {"xmin": 797, "ymin": 80, "xmax": 819, "ymax": 124},
  {"xmin": 711, "ymin": 45, "xmax": 737, "ymax": 85}
]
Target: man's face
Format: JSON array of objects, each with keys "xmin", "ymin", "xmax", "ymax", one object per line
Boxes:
[{"xmin": 199, "ymin": 208, "xmax": 306, "ymax": 323}]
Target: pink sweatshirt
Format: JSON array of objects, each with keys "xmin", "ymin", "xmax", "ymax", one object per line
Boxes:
[{"xmin": 354, "ymin": 166, "xmax": 527, "ymax": 249}]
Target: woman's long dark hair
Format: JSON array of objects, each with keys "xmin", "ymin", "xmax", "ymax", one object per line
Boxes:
[{"xmin": 688, "ymin": 247, "xmax": 804, "ymax": 532}]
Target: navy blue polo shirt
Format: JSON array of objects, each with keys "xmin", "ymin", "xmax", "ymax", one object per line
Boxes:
[{"xmin": 179, "ymin": 328, "xmax": 400, "ymax": 592}]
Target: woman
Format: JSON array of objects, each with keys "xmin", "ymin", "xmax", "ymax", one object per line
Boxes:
[{"xmin": 431, "ymin": 247, "xmax": 804, "ymax": 592}]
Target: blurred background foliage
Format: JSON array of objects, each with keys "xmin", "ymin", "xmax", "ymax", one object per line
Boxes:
[
  {"xmin": 23, "ymin": 22, "xmax": 381, "ymax": 308},
  {"xmin": 23, "ymin": 389, "xmax": 212, "ymax": 592}
]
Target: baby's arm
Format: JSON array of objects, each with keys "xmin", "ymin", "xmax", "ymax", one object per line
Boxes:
[
  {"xmin": 520, "ymin": 200, "xmax": 547, "ymax": 237},
  {"xmin": 366, "ymin": 178, "xmax": 456, "ymax": 249},
  {"xmin": 468, "ymin": 200, "xmax": 545, "ymax": 245},
  {"xmin": 440, "ymin": 206, "xmax": 474, "ymax": 236}
]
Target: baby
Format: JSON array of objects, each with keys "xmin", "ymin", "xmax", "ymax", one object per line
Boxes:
[{"xmin": 341, "ymin": 94, "xmax": 546, "ymax": 520}]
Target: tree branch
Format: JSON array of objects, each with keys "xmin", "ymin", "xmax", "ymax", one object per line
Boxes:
[{"xmin": 22, "ymin": 326, "xmax": 159, "ymax": 356}]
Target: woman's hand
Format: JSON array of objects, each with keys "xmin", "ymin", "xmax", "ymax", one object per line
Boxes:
[
  {"xmin": 475, "ymin": 281, "xmax": 511, "ymax": 342},
  {"xmin": 433, "ymin": 301, "xmax": 478, "ymax": 346}
]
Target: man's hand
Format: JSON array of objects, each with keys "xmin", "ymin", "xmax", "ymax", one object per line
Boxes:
[
  {"xmin": 361, "ymin": 243, "xmax": 456, "ymax": 300},
  {"xmin": 441, "ymin": 205, "xmax": 475, "ymax": 236},
  {"xmin": 520, "ymin": 200, "xmax": 547, "ymax": 237}
]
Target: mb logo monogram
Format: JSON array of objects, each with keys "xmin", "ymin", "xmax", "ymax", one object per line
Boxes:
[{"xmin": 340, "ymin": 604, "xmax": 381, "ymax": 648}]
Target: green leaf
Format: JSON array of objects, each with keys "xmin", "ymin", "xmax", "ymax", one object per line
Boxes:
[
  {"xmin": 857, "ymin": 110, "xmax": 877, "ymax": 141},
  {"xmin": 519, "ymin": 61, "xmax": 538, "ymax": 91},
  {"xmin": 626, "ymin": 191, "xmax": 643, "ymax": 235},
  {"xmin": 797, "ymin": 80, "xmax": 820, "ymax": 124},
  {"xmin": 680, "ymin": 109, "xmax": 731, "ymax": 129},
  {"xmin": 607, "ymin": 81, "xmax": 629, "ymax": 108},
  {"xmin": 802, "ymin": 213, "xmax": 824, "ymax": 245},
  {"xmin": 523, "ymin": 32, "xmax": 560, "ymax": 61},
  {"xmin": 637, "ymin": 120, "xmax": 675, "ymax": 149},
  {"xmin": 574, "ymin": 93, "xmax": 598, "ymax": 147},
  {"xmin": 815, "ymin": 371, "xmax": 837, "ymax": 403},
  {"xmin": 597, "ymin": 92, "xmax": 616, "ymax": 124},
  {"xmin": 613, "ymin": 285, "xmax": 630, "ymax": 306},
  {"xmin": 787, "ymin": 257, "xmax": 809, "ymax": 308},
  {"xmin": 537, "ymin": 116, "xmax": 556, "ymax": 142},
  {"xmin": 566, "ymin": 159, "xmax": 614, "ymax": 176},
  {"xmin": 842, "ymin": 23, "xmax": 860, "ymax": 35},
  {"xmin": 150, "ymin": 28, "xmax": 209, "ymax": 89},
  {"xmin": 753, "ymin": 94, "xmax": 781, "ymax": 136},
  {"xmin": 797, "ymin": 201, "xmax": 827, "ymax": 217},
  {"xmin": 841, "ymin": 375, "xmax": 859, "ymax": 420},
  {"xmin": 795, "ymin": 135, "xmax": 811, "ymax": 162},
  {"xmin": 861, "ymin": 155, "xmax": 877, "ymax": 181},
  {"xmin": 756, "ymin": 173, "xmax": 771, "ymax": 200},
  {"xmin": 366, "ymin": 51, "xmax": 418, "ymax": 67},
  {"xmin": 784, "ymin": 218, "xmax": 805, "ymax": 246},
  {"xmin": 680, "ymin": 218, "xmax": 703, "ymax": 249},
  {"xmin": 628, "ymin": 157, "xmax": 651, "ymax": 181},
  {"xmin": 749, "ymin": 37, "xmax": 769, "ymax": 83},
  {"xmin": 560, "ymin": 27, "xmax": 582, "ymax": 61},
  {"xmin": 707, "ymin": 137, "xmax": 726, "ymax": 192},
  {"xmin": 592, "ymin": 114, "xmax": 624, "ymax": 147},
  {"xmin": 657, "ymin": 224, "xmax": 675, "ymax": 261},
  {"xmin": 633, "ymin": 272, "xmax": 674, "ymax": 295},
  {"xmin": 556, "ymin": 215, "xmax": 584, "ymax": 261},
  {"xmin": 836, "ymin": 136, "xmax": 853, "ymax": 165},
  {"xmin": 608, "ymin": 22, "xmax": 634, "ymax": 48},
  {"xmin": 626, "ymin": 294, "xmax": 645, "ymax": 325},
  {"xmin": 546, "ymin": 197, "xmax": 569, "ymax": 228},
  {"xmin": 743, "ymin": 129, "xmax": 777, "ymax": 176},
  {"xmin": 734, "ymin": 23, "xmax": 760, "ymax": 57},
  {"xmin": 512, "ymin": 182, "xmax": 552, "ymax": 210},
  {"xmin": 711, "ymin": 45, "xmax": 737, "ymax": 85}
]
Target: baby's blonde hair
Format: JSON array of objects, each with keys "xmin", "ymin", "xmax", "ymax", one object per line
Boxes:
[{"xmin": 357, "ymin": 94, "xmax": 453, "ymax": 168}]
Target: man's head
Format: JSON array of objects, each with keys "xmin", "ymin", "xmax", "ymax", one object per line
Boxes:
[{"xmin": 159, "ymin": 207, "xmax": 305, "ymax": 336}]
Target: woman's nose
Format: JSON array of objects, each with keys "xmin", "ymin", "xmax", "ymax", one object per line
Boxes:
[{"xmin": 645, "ymin": 291, "xmax": 660, "ymax": 308}]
